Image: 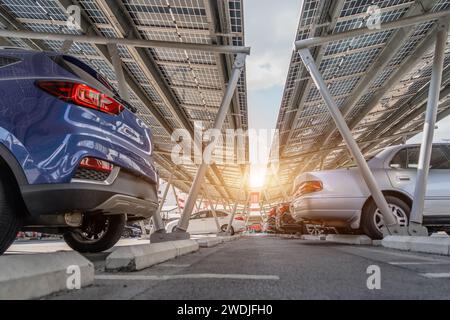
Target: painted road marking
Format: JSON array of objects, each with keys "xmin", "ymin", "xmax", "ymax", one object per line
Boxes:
[
  {"xmin": 349, "ymin": 247, "xmax": 443, "ymax": 262},
  {"xmin": 420, "ymin": 273, "xmax": 450, "ymax": 279},
  {"xmin": 95, "ymin": 274, "xmax": 280, "ymax": 281},
  {"xmin": 389, "ymin": 261, "xmax": 450, "ymax": 265},
  {"xmin": 158, "ymin": 263, "xmax": 192, "ymax": 268}
]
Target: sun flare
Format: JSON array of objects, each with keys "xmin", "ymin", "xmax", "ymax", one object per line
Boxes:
[{"xmin": 249, "ymin": 165, "xmax": 267, "ymax": 189}]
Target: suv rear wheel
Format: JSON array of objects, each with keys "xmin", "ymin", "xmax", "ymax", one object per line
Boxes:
[
  {"xmin": 63, "ymin": 214, "xmax": 125, "ymax": 253},
  {"xmin": 361, "ymin": 195, "xmax": 410, "ymax": 240},
  {"xmin": 0, "ymin": 169, "xmax": 24, "ymax": 255}
]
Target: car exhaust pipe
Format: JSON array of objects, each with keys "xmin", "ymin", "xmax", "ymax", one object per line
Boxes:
[{"xmin": 23, "ymin": 212, "xmax": 83, "ymax": 228}]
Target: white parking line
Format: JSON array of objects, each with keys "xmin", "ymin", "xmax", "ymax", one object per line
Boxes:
[
  {"xmin": 350, "ymin": 247, "xmax": 441, "ymax": 262},
  {"xmin": 95, "ymin": 274, "xmax": 280, "ymax": 281},
  {"xmin": 420, "ymin": 273, "xmax": 450, "ymax": 279},
  {"xmin": 158, "ymin": 264, "xmax": 192, "ymax": 268}
]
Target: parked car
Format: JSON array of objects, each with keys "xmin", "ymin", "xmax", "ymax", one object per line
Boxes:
[
  {"xmin": 264, "ymin": 207, "xmax": 277, "ymax": 233},
  {"xmin": 248, "ymin": 223, "xmax": 263, "ymax": 233},
  {"xmin": 291, "ymin": 143, "xmax": 450, "ymax": 239},
  {"xmin": 275, "ymin": 203, "xmax": 304, "ymax": 234},
  {"xmin": 166, "ymin": 210, "xmax": 246, "ymax": 235},
  {"xmin": 122, "ymin": 224, "xmax": 142, "ymax": 238},
  {"xmin": 0, "ymin": 49, "xmax": 159, "ymax": 254}
]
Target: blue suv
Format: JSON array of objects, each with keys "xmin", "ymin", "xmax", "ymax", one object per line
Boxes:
[{"xmin": 0, "ymin": 48, "xmax": 159, "ymax": 254}]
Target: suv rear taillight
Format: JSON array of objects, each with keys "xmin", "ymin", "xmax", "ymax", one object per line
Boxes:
[
  {"xmin": 36, "ymin": 80, "xmax": 124, "ymax": 115},
  {"xmin": 79, "ymin": 157, "xmax": 113, "ymax": 173},
  {"xmin": 73, "ymin": 157, "xmax": 114, "ymax": 182},
  {"xmin": 295, "ymin": 180, "xmax": 323, "ymax": 197}
]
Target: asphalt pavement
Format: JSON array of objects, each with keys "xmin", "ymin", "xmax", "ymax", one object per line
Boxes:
[{"xmin": 29, "ymin": 234, "xmax": 450, "ymax": 300}]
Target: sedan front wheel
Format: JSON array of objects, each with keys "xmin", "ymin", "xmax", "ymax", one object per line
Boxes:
[{"xmin": 361, "ymin": 195, "xmax": 410, "ymax": 240}]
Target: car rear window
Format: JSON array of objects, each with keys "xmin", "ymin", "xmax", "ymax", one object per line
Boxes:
[{"xmin": 51, "ymin": 55, "xmax": 118, "ymax": 97}]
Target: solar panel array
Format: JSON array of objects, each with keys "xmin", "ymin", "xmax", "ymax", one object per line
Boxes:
[
  {"xmin": 267, "ymin": 0, "xmax": 450, "ymax": 202},
  {"xmin": 0, "ymin": 0, "xmax": 249, "ymax": 203}
]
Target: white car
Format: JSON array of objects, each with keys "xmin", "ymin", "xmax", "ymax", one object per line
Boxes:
[
  {"xmin": 165, "ymin": 210, "xmax": 246, "ymax": 235},
  {"xmin": 291, "ymin": 144, "xmax": 450, "ymax": 239}
]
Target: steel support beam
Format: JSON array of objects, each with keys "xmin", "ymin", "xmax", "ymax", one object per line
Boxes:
[
  {"xmin": 409, "ymin": 20, "xmax": 449, "ymax": 233},
  {"xmin": 279, "ymin": 0, "xmax": 344, "ymax": 154},
  {"xmin": 225, "ymin": 168, "xmax": 248, "ymax": 234},
  {"xmin": 295, "ymin": 10, "xmax": 450, "ymax": 50},
  {"xmin": 107, "ymin": 43, "xmax": 130, "ymax": 101},
  {"xmin": 155, "ymin": 171, "xmax": 176, "ymax": 231},
  {"xmin": 175, "ymin": 54, "xmax": 246, "ymax": 233},
  {"xmin": 203, "ymin": 190, "xmax": 221, "ymax": 233},
  {"xmin": 149, "ymin": 170, "xmax": 176, "ymax": 242},
  {"xmin": 298, "ymin": 49, "xmax": 402, "ymax": 235},
  {"xmin": 0, "ymin": 29, "xmax": 251, "ymax": 55}
]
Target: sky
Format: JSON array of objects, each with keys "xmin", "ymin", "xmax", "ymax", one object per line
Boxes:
[{"xmin": 244, "ymin": 0, "xmax": 302, "ymax": 187}]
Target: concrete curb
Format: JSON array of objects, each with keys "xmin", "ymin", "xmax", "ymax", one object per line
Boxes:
[
  {"xmin": 196, "ymin": 237, "xmax": 222, "ymax": 248},
  {"xmin": 219, "ymin": 234, "xmax": 241, "ymax": 242},
  {"xmin": 382, "ymin": 236, "xmax": 450, "ymax": 255},
  {"xmin": 325, "ymin": 234, "xmax": 372, "ymax": 245},
  {"xmin": 301, "ymin": 235, "xmax": 326, "ymax": 241},
  {"xmin": 0, "ymin": 251, "xmax": 94, "ymax": 300},
  {"xmin": 105, "ymin": 240, "xmax": 199, "ymax": 272},
  {"xmin": 277, "ymin": 234, "xmax": 302, "ymax": 239},
  {"xmin": 195, "ymin": 235, "xmax": 241, "ymax": 248}
]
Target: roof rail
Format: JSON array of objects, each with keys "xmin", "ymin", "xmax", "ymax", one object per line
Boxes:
[{"xmin": 0, "ymin": 46, "xmax": 34, "ymax": 51}]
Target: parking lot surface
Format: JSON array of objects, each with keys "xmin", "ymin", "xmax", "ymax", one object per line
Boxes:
[{"xmin": 21, "ymin": 235, "xmax": 450, "ymax": 300}]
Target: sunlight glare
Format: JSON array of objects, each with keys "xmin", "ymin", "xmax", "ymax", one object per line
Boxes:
[{"xmin": 250, "ymin": 164, "xmax": 267, "ymax": 189}]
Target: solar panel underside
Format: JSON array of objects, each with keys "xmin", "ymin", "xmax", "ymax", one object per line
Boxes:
[
  {"xmin": 269, "ymin": 0, "xmax": 450, "ymax": 202},
  {"xmin": 0, "ymin": 0, "xmax": 249, "ymax": 202}
]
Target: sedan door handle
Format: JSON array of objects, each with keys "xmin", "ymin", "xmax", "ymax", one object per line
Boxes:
[{"xmin": 398, "ymin": 176, "xmax": 410, "ymax": 181}]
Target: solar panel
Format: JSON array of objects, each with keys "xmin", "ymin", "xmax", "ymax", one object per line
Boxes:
[
  {"xmin": 0, "ymin": 0, "xmax": 249, "ymax": 202},
  {"xmin": 268, "ymin": 0, "xmax": 450, "ymax": 202}
]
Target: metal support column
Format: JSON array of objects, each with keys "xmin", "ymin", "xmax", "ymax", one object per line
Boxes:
[
  {"xmin": 409, "ymin": 19, "xmax": 449, "ymax": 235},
  {"xmin": 107, "ymin": 43, "xmax": 130, "ymax": 101},
  {"xmin": 225, "ymin": 169, "xmax": 248, "ymax": 234},
  {"xmin": 172, "ymin": 185, "xmax": 181, "ymax": 213},
  {"xmin": 298, "ymin": 49, "xmax": 403, "ymax": 236},
  {"xmin": 150, "ymin": 171, "xmax": 175, "ymax": 243},
  {"xmin": 202, "ymin": 188, "xmax": 221, "ymax": 232},
  {"xmin": 196, "ymin": 196, "xmax": 204, "ymax": 211},
  {"xmin": 242, "ymin": 195, "xmax": 251, "ymax": 230},
  {"xmin": 175, "ymin": 53, "xmax": 247, "ymax": 234}
]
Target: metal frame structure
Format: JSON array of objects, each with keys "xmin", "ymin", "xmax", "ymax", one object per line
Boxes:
[
  {"xmin": 268, "ymin": 0, "xmax": 450, "ymax": 236},
  {"xmin": 0, "ymin": 0, "xmax": 251, "ymax": 240}
]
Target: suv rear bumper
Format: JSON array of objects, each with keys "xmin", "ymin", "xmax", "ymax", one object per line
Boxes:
[{"xmin": 20, "ymin": 170, "xmax": 158, "ymax": 218}]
